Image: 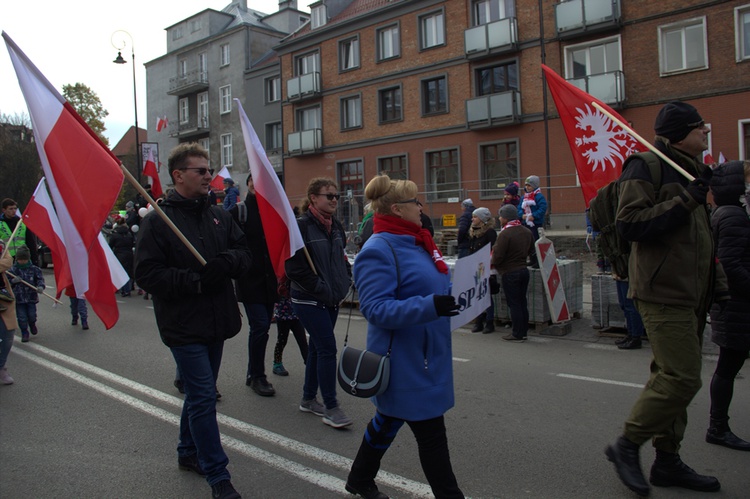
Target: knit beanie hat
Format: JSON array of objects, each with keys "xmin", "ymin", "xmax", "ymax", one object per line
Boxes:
[
  {"xmin": 525, "ymin": 175, "xmax": 540, "ymax": 190},
  {"xmin": 461, "ymin": 198, "xmax": 474, "ymax": 208},
  {"xmin": 504, "ymin": 182, "xmax": 519, "ymax": 197},
  {"xmin": 498, "ymin": 204, "xmax": 519, "ymax": 221},
  {"xmin": 472, "ymin": 207, "xmax": 492, "ymax": 224},
  {"xmin": 654, "ymin": 101, "xmax": 704, "ymax": 143},
  {"xmin": 15, "ymin": 245, "xmax": 30, "ymax": 261}
]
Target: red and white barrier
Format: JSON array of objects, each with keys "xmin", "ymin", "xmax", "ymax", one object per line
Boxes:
[{"xmin": 535, "ymin": 231, "xmax": 570, "ymax": 323}]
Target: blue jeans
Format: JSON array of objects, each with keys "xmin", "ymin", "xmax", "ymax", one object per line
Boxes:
[
  {"xmin": 0, "ymin": 318, "xmax": 14, "ymax": 369},
  {"xmin": 16, "ymin": 302, "xmax": 37, "ymax": 333},
  {"xmin": 69, "ymin": 297, "xmax": 88, "ymax": 322},
  {"xmin": 170, "ymin": 341, "xmax": 229, "ymax": 486},
  {"xmin": 292, "ymin": 301, "xmax": 340, "ymax": 410},
  {"xmin": 119, "ymin": 279, "xmax": 132, "ymax": 295},
  {"xmin": 243, "ymin": 303, "xmax": 274, "ymax": 380},
  {"xmin": 616, "ymin": 280, "xmax": 644, "ymax": 338},
  {"xmin": 502, "ymin": 268, "xmax": 530, "ymax": 338}
]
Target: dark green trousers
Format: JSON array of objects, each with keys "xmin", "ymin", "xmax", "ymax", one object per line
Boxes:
[{"xmin": 623, "ymin": 300, "xmax": 707, "ymax": 453}]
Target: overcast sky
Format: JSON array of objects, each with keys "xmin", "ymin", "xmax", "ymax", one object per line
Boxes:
[{"xmin": 1, "ymin": 1, "xmax": 307, "ymax": 145}]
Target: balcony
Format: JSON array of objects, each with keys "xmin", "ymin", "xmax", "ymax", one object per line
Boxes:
[
  {"xmin": 167, "ymin": 70, "xmax": 209, "ymax": 96},
  {"xmin": 466, "ymin": 90, "xmax": 522, "ymax": 128},
  {"xmin": 287, "ymin": 129, "xmax": 323, "ymax": 155},
  {"xmin": 555, "ymin": 0, "xmax": 621, "ymax": 39},
  {"xmin": 287, "ymin": 72, "xmax": 321, "ymax": 102},
  {"xmin": 464, "ymin": 18, "xmax": 518, "ymax": 58},
  {"xmin": 567, "ymin": 70, "xmax": 625, "ymax": 107},
  {"xmin": 169, "ymin": 116, "xmax": 210, "ymax": 139}
]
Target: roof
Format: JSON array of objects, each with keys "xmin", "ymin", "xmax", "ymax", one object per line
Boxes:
[
  {"xmin": 287, "ymin": 0, "xmax": 403, "ymax": 40},
  {"xmin": 220, "ymin": 1, "xmax": 284, "ymax": 33},
  {"xmin": 112, "ymin": 126, "xmax": 149, "ymax": 156}
]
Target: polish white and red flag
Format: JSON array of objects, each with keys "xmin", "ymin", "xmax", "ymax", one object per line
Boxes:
[
  {"xmin": 5, "ymin": 32, "xmax": 125, "ymax": 329},
  {"xmin": 235, "ymin": 98, "xmax": 304, "ymax": 279},
  {"xmin": 142, "ymin": 147, "xmax": 164, "ymax": 198},
  {"xmin": 209, "ymin": 166, "xmax": 232, "ymax": 192},
  {"xmin": 156, "ymin": 115, "xmax": 168, "ymax": 132},
  {"xmin": 542, "ymin": 64, "xmax": 647, "ymax": 207}
]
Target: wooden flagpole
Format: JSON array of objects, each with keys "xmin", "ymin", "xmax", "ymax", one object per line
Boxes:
[{"xmin": 6, "ymin": 270, "xmax": 62, "ymax": 304}]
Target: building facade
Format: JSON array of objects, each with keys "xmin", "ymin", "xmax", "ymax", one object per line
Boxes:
[{"xmin": 274, "ymin": 0, "xmax": 750, "ymax": 230}]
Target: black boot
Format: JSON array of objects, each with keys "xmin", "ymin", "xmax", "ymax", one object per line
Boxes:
[
  {"xmin": 614, "ymin": 335, "xmax": 631, "ymax": 346},
  {"xmin": 649, "ymin": 450, "xmax": 720, "ymax": 492},
  {"xmin": 471, "ymin": 319, "xmax": 484, "ymax": 333},
  {"xmin": 346, "ymin": 438, "xmax": 389, "ymax": 499},
  {"xmin": 605, "ymin": 436, "xmax": 649, "ymax": 496},
  {"xmin": 706, "ymin": 419, "xmax": 750, "ymax": 451},
  {"xmin": 618, "ymin": 337, "xmax": 642, "ymax": 350}
]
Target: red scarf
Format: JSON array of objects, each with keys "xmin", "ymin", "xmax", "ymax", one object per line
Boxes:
[
  {"xmin": 308, "ymin": 205, "xmax": 332, "ymax": 234},
  {"xmin": 500, "ymin": 219, "xmax": 522, "ymax": 232},
  {"xmin": 373, "ymin": 214, "xmax": 448, "ymax": 274}
]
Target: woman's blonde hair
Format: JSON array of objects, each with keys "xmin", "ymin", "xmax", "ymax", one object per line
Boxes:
[{"xmin": 365, "ymin": 174, "xmax": 418, "ymax": 215}]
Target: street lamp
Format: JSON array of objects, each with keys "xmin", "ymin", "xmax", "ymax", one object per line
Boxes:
[{"xmin": 111, "ymin": 30, "xmax": 141, "ymax": 184}]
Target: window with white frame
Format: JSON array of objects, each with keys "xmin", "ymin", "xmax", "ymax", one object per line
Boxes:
[
  {"xmin": 341, "ymin": 95, "xmax": 362, "ymax": 130},
  {"xmin": 378, "ymin": 155, "xmax": 408, "ymax": 180},
  {"xmin": 219, "ymin": 85, "xmax": 231, "ymax": 114},
  {"xmin": 179, "ymin": 59, "xmax": 187, "ymax": 77},
  {"xmin": 420, "ymin": 10, "xmax": 446, "ymax": 50},
  {"xmin": 379, "ymin": 86, "xmax": 402, "ymax": 123},
  {"xmin": 295, "ymin": 52, "xmax": 319, "ymax": 75},
  {"xmin": 426, "ymin": 148, "xmax": 460, "ymax": 201},
  {"xmin": 339, "ymin": 37, "xmax": 360, "ymax": 71},
  {"xmin": 179, "ymin": 97, "xmax": 189, "ymax": 124},
  {"xmin": 472, "ymin": 0, "xmax": 515, "ymax": 26},
  {"xmin": 221, "ymin": 133, "xmax": 233, "ymax": 167},
  {"xmin": 742, "ymin": 120, "xmax": 750, "ymax": 160},
  {"xmin": 480, "ymin": 141, "xmax": 518, "ymax": 198},
  {"xmin": 565, "ymin": 37, "xmax": 621, "ymax": 78},
  {"xmin": 658, "ymin": 17, "xmax": 708, "ymax": 75},
  {"xmin": 265, "ymin": 122, "xmax": 282, "ymax": 151},
  {"xmin": 220, "ymin": 43, "xmax": 230, "ymax": 66},
  {"xmin": 266, "ymin": 77, "xmax": 280, "ymax": 103},
  {"xmin": 198, "ymin": 92, "xmax": 209, "ymax": 128},
  {"xmin": 199, "ymin": 52, "xmax": 207, "ymax": 75},
  {"xmin": 736, "ymin": 5, "xmax": 750, "ymax": 62},
  {"xmin": 422, "ymin": 76, "xmax": 448, "ymax": 115},
  {"xmin": 199, "ymin": 138, "xmax": 210, "ymax": 155},
  {"xmin": 296, "ymin": 106, "xmax": 321, "ymax": 131},
  {"xmin": 311, "ymin": 4, "xmax": 327, "ymax": 29},
  {"xmin": 377, "ymin": 24, "xmax": 400, "ymax": 61}
]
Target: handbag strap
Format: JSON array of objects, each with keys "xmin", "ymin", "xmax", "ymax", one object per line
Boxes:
[{"xmin": 344, "ymin": 235, "xmax": 398, "ymax": 354}]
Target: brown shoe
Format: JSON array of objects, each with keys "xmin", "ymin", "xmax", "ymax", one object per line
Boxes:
[{"xmin": 502, "ymin": 334, "xmax": 526, "ymax": 342}]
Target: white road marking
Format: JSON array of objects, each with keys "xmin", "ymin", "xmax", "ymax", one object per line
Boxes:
[
  {"xmin": 553, "ymin": 373, "xmax": 644, "ymax": 389},
  {"xmin": 453, "ymin": 357, "xmax": 470, "ymax": 362},
  {"xmin": 584, "ymin": 344, "xmax": 618, "ymax": 351}
]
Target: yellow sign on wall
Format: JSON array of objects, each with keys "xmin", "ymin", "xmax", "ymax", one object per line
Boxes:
[{"xmin": 442, "ymin": 214, "xmax": 456, "ymax": 227}]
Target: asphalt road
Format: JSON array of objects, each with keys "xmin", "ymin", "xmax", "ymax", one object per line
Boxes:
[{"xmin": 1, "ymin": 270, "xmax": 748, "ymax": 498}]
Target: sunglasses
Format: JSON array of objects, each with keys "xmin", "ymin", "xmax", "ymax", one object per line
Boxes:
[
  {"xmin": 179, "ymin": 167, "xmax": 215, "ymax": 176},
  {"xmin": 317, "ymin": 193, "xmax": 341, "ymax": 201},
  {"xmin": 395, "ymin": 198, "xmax": 420, "ymax": 205}
]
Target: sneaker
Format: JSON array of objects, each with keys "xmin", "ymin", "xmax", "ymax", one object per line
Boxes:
[
  {"xmin": 21, "ymin": 332, "xmax": 29, "ymax": 343},
  {"xmin": 0, "ymin": 288, "xmax": 14, "ymax": 302},
  {"xmin": 323, "ymin": 406, "xmax": 353, "ymax": 429},
  {"xmin": 272, "ymin": 362, "xmax": 289, "ymax": 376},
  {"xmin": 30, "ymin": 322, "xmax": 38, "ymax": 335},
  {"xmin": 177, "ymin": 454, "xmax": 206, "ymax": 475},
  {"xmin": 173, "ymin": 379, "xmax": 185, "ymax": 394},
  {"xmin": 0, "ymin": 367, "xmax": 14, "ymax": 385},
  {"xmin": 299, "ymin": 397, "xmax": 325, "ymax": 416},
  {"xmin": 81, "ymin": 322, "xmax": 89, "ymax": 330},
  {"xmin": 502, "ymin": 334, "xmax": 526, "ymax": 342},
  {"xmin": 211, "ymin": 479, "xmax": 241, "ymax": 499}
]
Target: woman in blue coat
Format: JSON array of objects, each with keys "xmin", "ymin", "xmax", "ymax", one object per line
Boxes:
[{"xmin": 347, "ymin": 174, "xmax": 463, "ymax": 499}]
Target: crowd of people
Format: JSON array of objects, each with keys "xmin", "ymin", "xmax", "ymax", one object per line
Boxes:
[{"xmin": 1, "ymin": 100, "xmax": 748, "ymax": 499}]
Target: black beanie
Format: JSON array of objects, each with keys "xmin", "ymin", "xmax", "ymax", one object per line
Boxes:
[{"xmin": 654, "ymin": 101, "xmax": 703, "ymax": 143}]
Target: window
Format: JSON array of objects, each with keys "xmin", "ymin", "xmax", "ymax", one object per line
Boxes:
[
  {"xmin": 378, "ymin": 155, "xmax": 407, "ymax": 180},
  {"xmin": 339, "ymin": 37, "xmax": 360, "ymax": 71},
  {"xmin": 295, "ymin": 52, "xmax": 319, "ymax": 75},
  {"xmin": 179, "ymin": 98, "xmax": 189, "ymax": 124},
  {"xmin": 377, "ymin": 24, "xmax": 400, "ymax": 61},
  {"xmin": 422, "ymin": 76, "xmax": 448, "ymax": 115},
  {"xmin": 220, "ymin": 43, "xmax": 230, "ymax": 66},
  {"xmin": 311, "ymin": 4, "xmax": 327, "ymax": 29},
  {"xmin": 178, "ymin": 59, "xmax": 187, "ymax": 77},
  {"xmin": 265, "ymin": 122, "xmax": 282, "ymax": 151},
  {"xmin": 658, "ymin": 17, "xmax": 708, "ymax": 75},
  {"xmin": 426, "ymin": 149, "xmax": 460, "ymax": 201},
  {"xmin": 172, "ymin": 26, "xmax": 183, "ymax": 41},
  {"xmin": 221, "ymin": 133, "xmax": 233, "ymax": 167},
  {"xmin": 476, "ymin": 61, "xmax": 518, "ymax": 95},
  {"xmin": 742, "ymin": 120, "xmax": 750, "ymax": 160},
  {"xmin": 219, "ymin": 85, "xmax": 231, "ymax": 114},
  {"xmin": 472, "ymin": 0, "xmax": 515, "ymax": 25},
  {"xmin": 198, "ymin": 92, "xmax": 209, "ymax": 128},
  {"xmin": 480, "ymin": 142, "xmax": 518, "ymax": 198},
  {"xmin": 337, "ymin": 160, "xmax": 364, "ymax": 229},
  {"xmin": 420, "ymin": 11, "xmax": 445, "ymax": 50},
  {"xmin": 296, "ymin": 106, "xmax": 321, "ymax": 131},
  {"xmin": 266, "ymin": 77, "xmax": 280, "ymax": 103},
  {"xmin": 566, "ymin": 37, "xmax": 621, "ymax": 78},
  {"xmin": 378, "ymin": 86, "xmax": 402, "ymax": 123},
  {"xmin": 737, "ymin": 5, "xmax": 750, "ymax": 62},
  {"xmin": 190, "ymin": 20, "xmax": 201, "ymax": 33},
  {"xmin": 341, "ymin": 95, "xmax": 362, "ymax": 130},
  {"xmin": 199, "ymin": 138, "xmax": 210, "ymax": 154},
  {"xmin": 199, "ymin": 52, "xmax": 207, "ymax": 75}
]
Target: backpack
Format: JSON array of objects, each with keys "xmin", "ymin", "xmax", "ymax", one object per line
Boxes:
[{"xmin": 588, "ymin": 152, "xmax": 662, "ymax": 278}]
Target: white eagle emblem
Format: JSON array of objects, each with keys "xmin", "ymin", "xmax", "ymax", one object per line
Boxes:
[{"xmin": 573, "ymin": 104, "xmax": 640, "ymax": 173}]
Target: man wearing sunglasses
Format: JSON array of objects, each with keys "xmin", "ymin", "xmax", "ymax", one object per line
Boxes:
[{"xmin": 135, "ymin": 143, "xmax": 251, "ymax": 499}]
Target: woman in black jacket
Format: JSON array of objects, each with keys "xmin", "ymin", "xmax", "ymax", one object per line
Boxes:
[{"xmin": 706, "ymin": 160, "xmax": 750, "ymax": 451}]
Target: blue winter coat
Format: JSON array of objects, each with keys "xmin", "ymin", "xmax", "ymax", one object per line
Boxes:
[
  {"xmin": 518, "ymin": 191, "xmax": 547, "ymax": 224},
  {"xmin": 353, "ymin": 232, "xmax": 455, "ymax": 421},
  {"xmin": 10, "ymin": 263, "xmax": 45, "ymax": 304}
]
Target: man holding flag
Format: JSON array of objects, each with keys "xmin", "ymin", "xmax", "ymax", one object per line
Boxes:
[{"xmin": 135, "ymin": 143, "xmax": 251, "ymax": 499}]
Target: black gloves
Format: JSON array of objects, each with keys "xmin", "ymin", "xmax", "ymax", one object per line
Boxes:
[
  {"xmin": 434, "ymin": 295, "xmax": 460, "ymax": 317},
  {"xmin": 681, "ymin": 168, "xmax": 713, "ymax": 205},
  {"xmin": 199, "ymin": 253, "xmax": 233, "ymax": 292}
]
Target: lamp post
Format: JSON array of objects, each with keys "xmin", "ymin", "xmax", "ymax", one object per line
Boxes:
[{"xmin": 111, "ymin": 30, "xmax": 141, "ymax": 184}]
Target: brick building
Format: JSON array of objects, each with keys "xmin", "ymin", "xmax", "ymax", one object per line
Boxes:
[{"xmin": 274, "ymin": 0, "xmax": 750, "ymax": 230}]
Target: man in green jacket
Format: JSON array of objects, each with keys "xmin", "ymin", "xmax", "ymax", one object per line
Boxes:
[{"xmin": 605, "ymin": 102, "xmax": 730, "ymax": 496}]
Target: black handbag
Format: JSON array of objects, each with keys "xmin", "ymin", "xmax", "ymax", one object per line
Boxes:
[{"xmin": 338, "ymin": 237, "xmax": 398, "ymax": 398}]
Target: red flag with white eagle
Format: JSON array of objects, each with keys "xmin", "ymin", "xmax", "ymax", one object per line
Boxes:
[
  {"xmin": 235, "ymin": 98, "xmax": 304, "ymax": 280},
  {"xmin": 143, "ymin": 148, "xmax": 163, "ymax": 198},
  {"xmin": 209, "ymin": 166, "xmax": 232, "ymax": 192},
  {"xmin": 542, "ymin": 64, "xmax": 646, "ymax": 207},
  {"xmin": 5, "ymin": 32, "xmax": 125, "ymax": 328}
]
